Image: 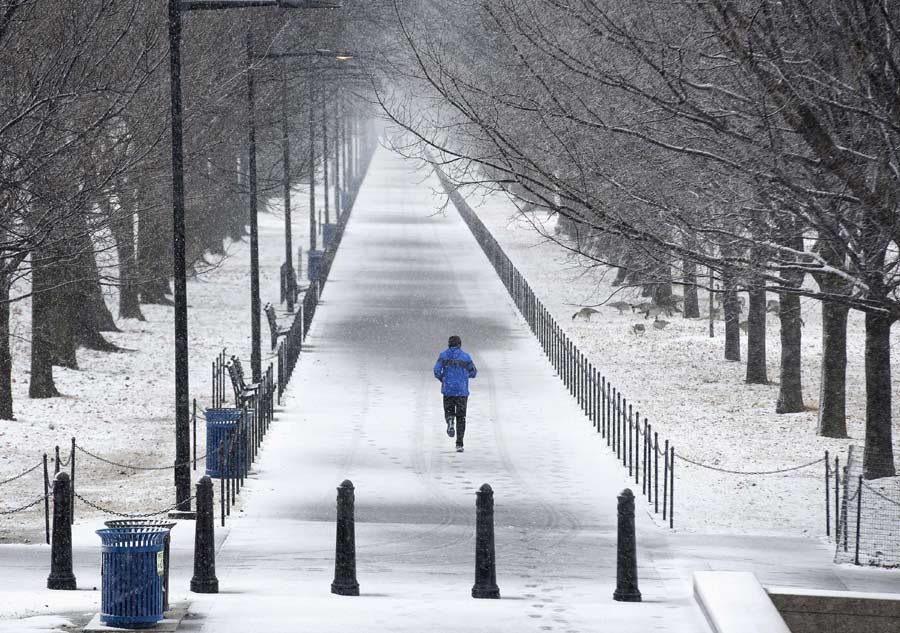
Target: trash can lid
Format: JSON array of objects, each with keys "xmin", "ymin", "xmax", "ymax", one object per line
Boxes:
[
  {"xmin": 104, "ymin": 519, "xmax": 176, "ymax": 530},
  {"xmin": 96, "ymin": 526, "xmax": 169, "ymax": 548}
]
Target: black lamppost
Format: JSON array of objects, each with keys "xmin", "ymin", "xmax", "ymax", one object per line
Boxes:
[{"xmin": 166, "ymin": 0, "xmax": 340, "ymax": 516}]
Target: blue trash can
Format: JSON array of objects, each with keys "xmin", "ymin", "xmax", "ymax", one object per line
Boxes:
[
  {"xmin": 322, "ymin": 223, "xmax": 338, "ymax": 250},
  {"xmin": 205, "ymin": 408, "xmax": 243, "ymax": 478},
  {"xmin": 104, "ymin": 520, "xmax": 176, "ymax": 612},
  {"xmin": 96, "ymin": 527, "xmax": 169, "ymax": 628},
  {"xmin": 307, "ymin": 249, "xmax": 324, "ymax": 281}
]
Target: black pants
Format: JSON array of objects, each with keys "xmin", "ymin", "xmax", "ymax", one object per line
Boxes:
[{"xmin": 443, "ymin": 395, "xmax": 468, "ymax": 446}]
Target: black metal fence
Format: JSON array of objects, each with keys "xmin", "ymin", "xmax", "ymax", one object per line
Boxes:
[
  {"xmin": 833, "ymin": 445, "xmax": 900, "ymax": 568},
  {"xmin": 275, "ymin": 135, "xmax": 376, "ymax": 402},
  {"xmin": 434, "ymin": 163, "xmax": 836, "ymax": 532}
]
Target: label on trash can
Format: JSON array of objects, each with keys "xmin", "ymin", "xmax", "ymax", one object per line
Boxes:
[{"xmin": 157, "ymin": 551, "xmax": 164, "ymax": 576}]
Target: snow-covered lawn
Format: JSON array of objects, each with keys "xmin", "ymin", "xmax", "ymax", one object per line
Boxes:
[
  {"xmin": 0, "ymin": 187, "xmax": 321, "ymax": 543},
  {"xmin": 455, "ymin": 185, "xmax": 900, "ymax": 537}
]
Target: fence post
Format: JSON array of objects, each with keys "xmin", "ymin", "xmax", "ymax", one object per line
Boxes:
[
  {"xmin": 642, "ymin": 421, "xmax": 649, "ymax": 497},
  {"xmin": 825, "ymin": 450, "xmax": 830, "ymax": 537},
  {"xmin": 601, "ymin": 377, "xmax": 606, "ymax": 438},
  {"xmin": 663, "ymin": 439, "xmax": 669, "ymax": 521},
  {"xmin": 627, "ymin": 404, "xmax": 633, "ymax": 476},
  {"xmin": 219, "ymin": 440, "xmax": 225, "ymax": 527},
  {"xmin": 842, "ymin": 464, "xmax": 849, "ymax": 552},
  {"xmin": 854, "ymin": 475, "xmax": 862, "ymax": 565},
  {"xmin": 834, "ymin": 455, "xmax": 840, "ymax": 543},
  {"xmin": 654, "ymin": 432, "xmax": 659, "ymax": 513},
  {"xmin": 613, "ymin": 489, "xmax": 641, "ymax": 602},
  {"xmin": 47, "ymin": 472, "xmax": 76, "ymax": 590},
  {"xmin": 669, "ymin": 445, "xmax": 675, "ymax": 529},
  {"xmin": 634, "ymin": 411, "xmax": 639, "ymax": 486},
  {"xmin": 193, "ymin": 399, "xmax": 197, "ymax": 471},
  {"xmin": 472, "ymin": 484, "xmax": 500, "ymax": 599},
  {"xmin": 191, "ymin": 475, "xmax": 219, "ymax": 593},
  {"xmin": 43, "ymin": 454, "xmax": 50, "ymax": 545},
  {"xmin": 69, "ymin": 437, "xmax": 75, "ymax": 524},
  {"xmin": 331, "ymin": 480, "xmax": 360, "ymax": 596}
]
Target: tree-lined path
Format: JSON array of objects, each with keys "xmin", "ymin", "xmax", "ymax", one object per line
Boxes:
[
  {"xmin": 184, "ymin": 146, "xmax": 705, "ymax": 632},
  {"xmin": 184, "ymin": 147, "xmax": 889, "ymax": 633}
]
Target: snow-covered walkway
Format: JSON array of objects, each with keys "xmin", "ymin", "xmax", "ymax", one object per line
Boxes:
[
  {"xmin": 182, "ymin": 148, "xmax": 894, "ymax": 633},
  {"xmin": 182, "ymin": 148, "xmax": 705, "ymax": 632}
]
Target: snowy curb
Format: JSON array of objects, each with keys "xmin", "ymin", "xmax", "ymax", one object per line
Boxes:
[{"xmin": 693, "ymin": 571, "xmax": 790, "ymax": 633}]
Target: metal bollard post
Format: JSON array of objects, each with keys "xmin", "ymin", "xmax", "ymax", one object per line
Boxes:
[
  {"xmin": 69, "ymin": 437, "xmax": 75, "ymax": 524},
  {"xmin": 613, "ymin": 489, "xmax": 641, "ymax": 602},
  {"xmin": 472, "ymin": 484, "xmax": 500, "ymax": 599},
  {"xmin": 854, "ymin": 475, "xmax": 862, "ymax": 565},
  {"xmin": 190, "ymin": 476, "xmax": 219, "ymax": 593},
  {"xmin": 331, "ymin": 480, "xmax": 360, "ymax": 596},
  {"xmin": 47, "ymin": 472, "xmax": 76, "ymax": 590},
  {"xmin": 43, "ymin": 454, "xmax": 50, "ymax": 545}
]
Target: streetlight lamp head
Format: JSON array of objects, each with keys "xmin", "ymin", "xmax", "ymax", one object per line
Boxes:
[
  {"xmin": 278, "ymin": 0, "xmax": 342, "ymax": 7},
  {"xmin": 315, "ymin": 48, "xmax": 355, "ymax": 60}
]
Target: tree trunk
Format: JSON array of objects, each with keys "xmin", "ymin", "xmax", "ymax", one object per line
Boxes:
[
  {"xmin": 30, "ymin": 252, "xmax": 62, "ymax": 398},
  {"xmin": 109, "ymin": 192, "xmax": 144, "ymax": 320},
  {"xmin": 775, "ymin": 293, "xmax": 804, "ymax": 413},
  {"xmin": 745, "ymin": 285, "xmax": 768, "ymax": 383},
  {"xmin": 74, "ymin": 235, "xmax": 119, "ymax": 334},
  {"xmin": 651, "ymin": 263, "xmax": 673, "ymax": 306},
  {"xmin": 611, "ymin": 265, "xmax": 628, "ymax": 287},
  {"xmin": 683, "ymin": 259, "xmax": 700, "ymax": 318},
  {"xmin": 863, "ymin": 311, "xmax": 896, "ymax": 479},
  {"xmin": 66, "ymin": 213, "xmax": 120, "ymax": 350},
  {"xmin": 0, "ymin": 274, "xmax": 12, "ymax": 419},
  {"xmin": 722, "ymin": 272, "xmax": 741, "ymax": 361},
  {"xmin": 136, "ymin": 197, "xmax": 173, "ymax": 305},
  {"xmin": 818, "ymin": 302, "xmax": 848, "ymax": 437}
]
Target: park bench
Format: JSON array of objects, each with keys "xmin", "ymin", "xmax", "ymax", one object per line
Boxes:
[
  {"xmin": 264, "ymin": 303, "xmax": 291, "ymax": 350},
  {"xmin": 226, "ymin": 356, "xmax": 259, "ymax": 406},
  {"xmin": 280, "ymin": 262, "xmax": 309, "ymax": 306}
]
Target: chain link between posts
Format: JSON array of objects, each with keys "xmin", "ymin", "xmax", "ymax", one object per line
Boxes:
[
  {"xmin": 75, "ymin": 492, "xmax": 197, "ymax": 518},
  {"xmin": 75, "ymin": 443, "xmax": 207, "ymax": 471},
  {"xmin": 0, "ymin": 495, "xmax": 46, "ymax": 515},
  {"xmin": 674, "ymin": 453, "xmax": 825, "ymax": 475},
  {"xmin": 860, "ymin": 480, "xmax": 900, "ymax": 508},
  {"xmin": 0, "ymin": 460, "xmax": 43, "ymax": 487}
]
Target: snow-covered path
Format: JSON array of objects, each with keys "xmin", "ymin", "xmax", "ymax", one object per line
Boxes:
[{"xmin": 186, "ymin": 148, "xmax": 710, "ymax": 632}]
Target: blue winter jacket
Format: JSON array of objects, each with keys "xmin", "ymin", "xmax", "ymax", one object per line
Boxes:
[{"xmin": 433, "ymin": 347, "xmax": 477, "ymax": 396}]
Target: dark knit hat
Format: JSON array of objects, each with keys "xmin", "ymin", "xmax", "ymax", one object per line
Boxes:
[{"xmin": 448, "ymin": 335, "xmax": 462, "ymax": 348}]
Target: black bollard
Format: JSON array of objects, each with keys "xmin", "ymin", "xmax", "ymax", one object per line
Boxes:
[
  {"xmin": 472, "ymin": 483, "xmax": 500, "ymax": 599},
  {"xmin": 47, "ymin": 472, "xmax": 76, "ymax": 590},
  {"xmin": 190, "ymin": 476, "xmax": 219, "ymax": 593},
  {"xmin": 613, "ymin": 488, "xmax": 641, "ymax": 602},
  {"xmin": 331, "ymin": 480, "xmax": 359, "ymax": 595}
]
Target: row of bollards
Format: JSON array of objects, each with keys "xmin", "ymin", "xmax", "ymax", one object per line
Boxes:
[
  {"xmin": 329, "ymin": 481, "xmax": 640, "ymax": 602},
  {"xmin": 47, "ymin": 473, "xmax": 640, "ymax": 605}
]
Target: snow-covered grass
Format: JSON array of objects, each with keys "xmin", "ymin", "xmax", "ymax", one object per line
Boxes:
[
  {"xmin": 0, "ymin": 186, "xmax": 323, "ymax": 543},
  {"xmin": 456, "ymin": 185, "xmax": 900, "ymax": 537}
]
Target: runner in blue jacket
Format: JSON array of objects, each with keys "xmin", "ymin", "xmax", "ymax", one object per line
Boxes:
[{"xmin": 433, "ymin": 335, "xmax": 477, "ymax": 452}]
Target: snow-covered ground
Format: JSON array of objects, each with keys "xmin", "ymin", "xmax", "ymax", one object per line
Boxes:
[
  {"xmin": 453, "ymin": 184, "xmax": 900, "ymax": 538},
  {"xmin": 1, "ymin": 145, "xmax": 895, "ymax": 632},
  {"xmin": 0, "ymin": 181, "xmax": 326, "ymax": 543}
]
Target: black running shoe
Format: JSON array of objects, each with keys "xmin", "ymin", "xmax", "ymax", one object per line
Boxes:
[
  {"xmin": 456, "ymin": 445, "xmax": 464, "ymax": 453},
  {"xmin": 446, "ymin": 417, "xmax": 455, "ymax": 438}
]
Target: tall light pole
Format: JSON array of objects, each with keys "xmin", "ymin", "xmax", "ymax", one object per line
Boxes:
[
  {"xmin": 281, "ymin": 60, "xmax": 296, "ymax": 313},
  {"xmin": 167, "ymin": 0, "xmax": 191, "ymax": 516},
  {"xmin": 259, "ymin": 49, "xmax": 355, "ymax": 286},
  {"xmin": 166, "ymin": 0, "xmax": 341, "ymax": 516},
  {"xmin": 246, "ymin": 19, "xmax": 263, "ymax": 382}
]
